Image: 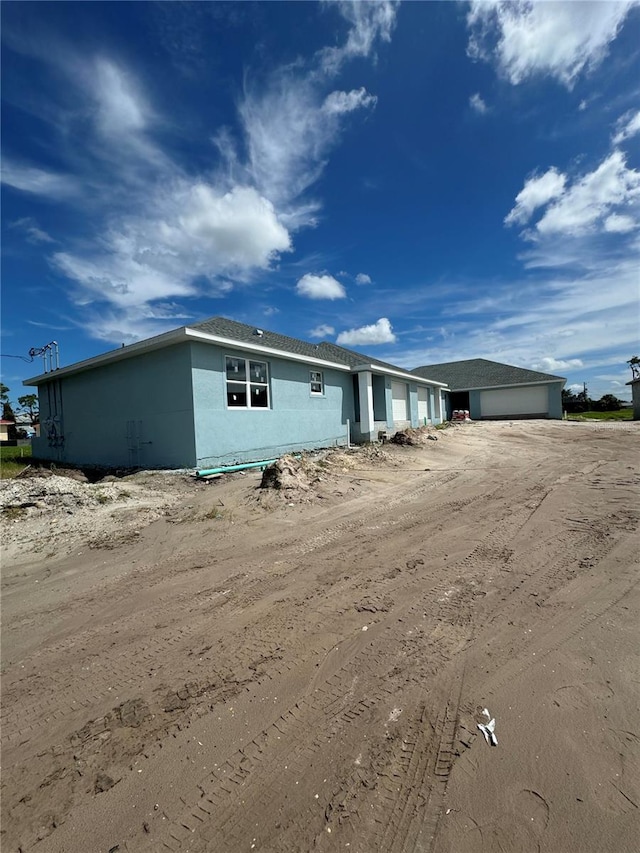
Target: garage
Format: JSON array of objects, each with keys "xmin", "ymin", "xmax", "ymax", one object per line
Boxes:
[
  {"xmin": 392, "ymin": 381, "xmax": 409, "ymax": 422},
  {"xmin": 411, "ymin": 359, "xmax": 565, "ymax": 421},
  {"xmin": 417, "ymin": 387, "xmax": 430, "ymax": 422},
  {"xmin": 480, "ymin": 385, "xmax": 549, "ymax": 418}
]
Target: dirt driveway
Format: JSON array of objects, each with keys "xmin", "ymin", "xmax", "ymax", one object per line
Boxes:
[{"xmin": 2, "ymin": 421, "xmax": 639, "ymax": 853}]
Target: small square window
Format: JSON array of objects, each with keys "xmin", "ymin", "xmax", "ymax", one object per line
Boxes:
[{"xmin": 310, "ymin": 370, "xmax": 324, "ymax": 395}]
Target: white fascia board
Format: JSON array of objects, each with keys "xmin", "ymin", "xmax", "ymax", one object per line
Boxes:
[
  {"xmin": 23, "ymin": 326, "xmax": 352, "ymax": 386},
  {"xmin": 184, "ymin": 329, "xmax": 350, "ymax": 371},
  {"xmin": 24, "ymin": 328, "xmax": 189, "ymax": 385},
  {"xmin": 459, "ymin": 379, "xmax": 565, "ymax": 392},
  {"xmin": 352, "ymin": 363, "xmax": 449, "ymax": 388}
]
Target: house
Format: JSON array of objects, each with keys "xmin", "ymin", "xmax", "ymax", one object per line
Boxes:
[
  {"xmin": 0, "ymin": 419, "xmax": 16, "ymax": 445},
  {"xmin": 24, "ymin": 317, "xmax": 447, "ymax": 470},
  {"xmin": 626, "ymin": 376, "xmax": 640, "ymax": 420},
  {"xmin": 412, "ymin": 358, "xmax": 565, "ymax": 420},
  {"xmin": 14, "ymin": 412, "xmax": 40, "ymax": 437}
]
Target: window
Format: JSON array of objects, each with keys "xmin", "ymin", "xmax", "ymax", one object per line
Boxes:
[
  {"xmin": 226, "ymin": 356, "xmax": 269, "ymax": 408},
  {"xmin": 310, "ymin": 370, "xmax": 324, "ymax": 396}
]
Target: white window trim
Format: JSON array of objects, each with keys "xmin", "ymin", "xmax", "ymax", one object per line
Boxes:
[
  {"xmin": 310, "ymin": 370, "xmax": 324, "ymax": 397},
  {"xmin": 225, "ymin": 355, "xmax": 270, "ymax": 410}
]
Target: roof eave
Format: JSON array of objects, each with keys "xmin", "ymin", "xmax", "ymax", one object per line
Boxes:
[
  {"xmin": 23, "ymin": 328, "xmax": 189, "ymax": 385},
  {"xmin": 445, "ymin": 378, "xmax": 566, "ymax": 392},
  {"xmin": 184, "ymin": 329, "xmax": 350, "ymax": 370},
  {"xmin": 23, "ymin": 325, "xmax": 353, "ymax": 386},
  {"xmin": 352, "ymin": 363, "xmax": 448, "ymax": 387}
]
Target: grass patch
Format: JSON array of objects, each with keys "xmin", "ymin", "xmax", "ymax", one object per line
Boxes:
[
  {"xmin": 567, "ymin": 410, "xmax": 633, "ymax": 421},
  {"xmin": 0, "ymin": 445, "xmax": 33, "ymax": 479}
]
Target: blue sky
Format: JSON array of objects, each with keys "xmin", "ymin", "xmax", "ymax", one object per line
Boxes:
[{"xmin": 2, "ymin": 0, "xmax": 639, "ymax": 401}]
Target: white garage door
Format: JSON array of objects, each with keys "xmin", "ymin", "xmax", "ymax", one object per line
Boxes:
[
  {"xmin": 392, "ymin": 381, "xmax": 409, "ymax": 421},
  {"xmin": 417, "ymin": 387, "xmax": 430, "ymax": 422},
  {"xmin": 480, "ymin": 385, "xmax": 549, "ymax": 418}
]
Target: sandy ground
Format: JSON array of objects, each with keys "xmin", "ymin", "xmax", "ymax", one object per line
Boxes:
[{"xmin": 1, "ymin": 420, "xmax": 639, "ymax": 853}]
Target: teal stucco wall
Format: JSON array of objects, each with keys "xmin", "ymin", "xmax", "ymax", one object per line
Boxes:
[
  {"xmin": 32, "ymin": 344, "xmax": 197, "ymax": 468},
  {"xmin": 191, "ymin": 342, "xmax": 353, "ymax": 466},
  {"xmin": 548, "ymin": 383, "xmax": 564, "ymax": 419},
  {"xmin": 468, "ymin": 390, "xmax": 482, "ymax": 419}
]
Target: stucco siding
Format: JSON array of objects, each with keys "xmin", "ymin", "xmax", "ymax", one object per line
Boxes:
[
  {"xmin": 372, "ymin": 375, "xmax": 387, "ymax": 421},
  {"xmin": 547, "ymin": 383, "xmax": 563, "ymax": 419},
  {"xmin": 191, "ymin": 343, "xmax": 352, "ymax": 466},
  {"xmin": 33, "ymin": 344, "xmax": 196, "ymax": 468}
]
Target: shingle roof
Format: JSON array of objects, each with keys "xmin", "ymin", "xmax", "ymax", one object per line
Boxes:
[
  {"xmin": 411, "ymin": 358, "xmax": 565, "ymax": 391},
  {"xmin": 190, "ymin": 316, "xmax": 328, "ymax": 361},
  {"xmin": 190, "ymin": 317, "xmax": 428, "ymax": 380},
  {"xmin": 315, "ymin": 341, "xmax": 416, "ymax": 374}
]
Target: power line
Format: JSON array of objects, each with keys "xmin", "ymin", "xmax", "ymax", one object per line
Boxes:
[{"xmin": 0, "ymin": 353, "xmax": 35, "ymax": 363}]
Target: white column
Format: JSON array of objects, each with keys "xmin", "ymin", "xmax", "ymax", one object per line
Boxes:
[
  {"xmin": 358, "ymin": 371, "xmax": 374, "ymax": 440},
  {"xmin": 432, "ymin": 389, "xmax": 441, "ymax": 423}
]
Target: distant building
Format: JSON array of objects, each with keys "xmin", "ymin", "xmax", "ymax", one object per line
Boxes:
[
  {"xmin": 626, "ymin": 378, "xmax": 640, "ymax": 420},
  {"xmin": 412, "ymin": 358, "xmax": 565, "ymax": 420},
  {"xmin": 0, "ymin": 419, "xmax": 16, "ymax": 445}
]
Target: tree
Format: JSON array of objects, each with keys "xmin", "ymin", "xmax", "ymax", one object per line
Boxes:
[
  {"xmin": 2, "ymin": 400, "xmax": 16, "ymax": 422},
  {"xmin": 592, "ymin": 394, "xmax": 623, "ymax": 412},
  {"xmin": 17, "ymin": 394, "xmax": 39, "ymax": 426},
  {"xmin": 627, "ymin": 356, "xmax": 640, "ymax": 380},
  {"xmin": 562, "ymin": 387, "xmax": 591, "ymax": 413},
  {"xmin": 1, "ymin": 384, "xmax": 18, "ymax": 440}
]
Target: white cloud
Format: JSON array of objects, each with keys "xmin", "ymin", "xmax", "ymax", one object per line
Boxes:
[
  {"xmin": 355, "ymin": 272, "xmax": 372, "ymax": 285},
  {"xmin": 10, "ymin": 217, "xmax": 55, "ymax": 243},
  {"xmin": 613, "ymin": 109, "xmax": 640, "ymax": 145},
  {"xmin": 239, "ymin": 76, "xmax": 377, "ymax": 224},
  {"xmin": 536, "ymin": 151, "xmax": 640, "ymax": 237},
  {"xmin": 568, "ymin": 384, "xmax": 584, "ymax": 394},
  {"xmin": 175, "ymin": 184, "xmax": 291, "ymax": 266},
  {"xmin": 467, "ymin": 0, "xmax": 638, "ymax": 88},
  {"xmin": 531, "ymin": 356, "xmax": 583, "ymax": 373},
  {"xmin": 469, "ymin": 93, "xmax": 488, "ymax": 114},
  {"xmin": 53, "ymin": 183, "xmax": 291, "ymax": 308},
  {"xmin": 1, "ymin": 161, "xmax": 80, "ymax": 198},
  {"xmin": 323, "ymin": 87, "xmax": 377, "ymax": 115},
  {"xmin": 309, "ymin": 323, "xmax": 335, "ymax": 338},
  {"xmin": 604, "ymin": 213, "xmax": 636, "ymax": 233},
  {"xmin": 296, "ymin": 273, "xmax": 346, "ymax": 300},
  {"xmin": 505, "ymin": 167, "xmax": 566, "ymax": 226},
  {"xmin": 506, "ymin": 151, "xmax": 640, "ymax": 237},
  {"xmin": 337, "ymin": 317, "xmax": 396, "ymax": 345},
  {"xmin": 320, "ymin": 0, "xmax": 399, "ymax": 75},
  {"xmin": 3, "ymin": 8, "xmax": 399, "ymax": 343},
  {"xmin": 92, "ymin": 59, "xmax": 149, "ymax": 138}
]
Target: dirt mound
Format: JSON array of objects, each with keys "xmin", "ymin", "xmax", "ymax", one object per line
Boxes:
[
  {"xmin": 259, "ymin": 445, "xmax": 395, "ymax": 504},
  {"xmin": 324, "ymin": 444, "xmax": 393, "ymax": 468},
  {"xmin": 260, "ymin": 455, "xmax": 316, "ymax": 493},
  {"xmin": 0, "ymin": 474, "xmax": 117, "ymax": 513},
  {"xmin": 390, "ymin": 426, "xmax": 438, "ymax": 446},
  {"xmin": 18, "ymin": 465, "xmax": 90, "ymax": 483},
  {"xmin": 0, "ymin": 474, "xmax": 181, "ymax": 560}
]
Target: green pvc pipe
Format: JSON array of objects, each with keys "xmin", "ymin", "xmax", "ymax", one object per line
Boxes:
[{"xmin": 197, "ymin": 458, "xmax": 278, "ymax": 477}]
